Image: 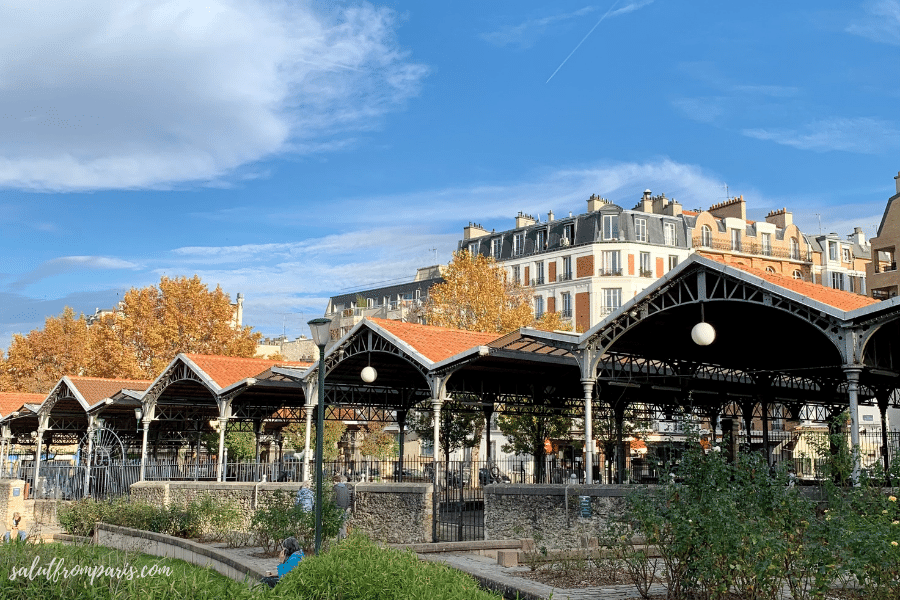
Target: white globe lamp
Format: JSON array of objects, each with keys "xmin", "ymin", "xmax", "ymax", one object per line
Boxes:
[
  {"xmin": 691, "ymin": 322, "xmax": 716, "ymax": 346},
  {"xmin": 361, "ymin": 366, "xmax": 378, "ymax": 383}
]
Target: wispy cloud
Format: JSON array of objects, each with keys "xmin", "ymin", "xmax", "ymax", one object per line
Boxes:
[
  {"xmin": 742, "ymin": 117, "xmax": 900, "ymax": 154},
  {"xmin": 481, "ymin": 6, "xmax": 598, "ymax": 49},
  {"xmin": 0, "ymin": 1, "xmax": 427, "ymax": 192},
  {"xmin": 0, "ymin": 158, "xmax": 772, "ymax": 343},
  {"xmin": 11, "ymin": 256, "xmax": 140, "ymax": 290},
  {"xmin": 846, "ymin": 0, "xmax": 900, "ymax": 45}
]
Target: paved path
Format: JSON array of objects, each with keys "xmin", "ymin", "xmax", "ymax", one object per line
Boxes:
[
  {"xmin": 43, "ymin": 523, "xmax": 659, "ymax": 600},
  {"xmin": 418, "ymin": 552, "xmax": 667, "ymax": 600}
]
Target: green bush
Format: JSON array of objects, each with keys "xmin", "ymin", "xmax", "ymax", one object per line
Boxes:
[
  {"xmin": 615, "ymin": 430, "xmax": 900, "ymax": 600},
  {"xmin": 251, "ymin": 487, "xmax": 344, "ymax": 555},
  {"xmin": 273, "ymin": 533, "xmax": 503, "ymax": 599},
  {"xmin": 57, "ymin": 496, "xmax": 205, "ymax": 539}
]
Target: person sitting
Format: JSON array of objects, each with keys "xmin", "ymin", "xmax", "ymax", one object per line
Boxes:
[
  {"xmin": 261, "ymin": 536, "xmax": 304, "ymax": 588},
  {"xmin": 4, "ymin": 512, "xmax": 26, "ymax": 542}
]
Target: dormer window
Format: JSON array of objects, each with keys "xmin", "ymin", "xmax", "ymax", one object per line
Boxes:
[
  {"xmin": 536, "ymin": 229, "xmax": 547, "ymax": 251},
  {"xmin": 562, "ymin": 223, "xmax": 575, "ymax": 245},
  {"xmin": 513, "ymin": 232, "xmax": 525, "ymax": 256},
  {"xmin": 491, "ymin": 237, "xmax": 502, "ymax": 259},
  {"xmin": 602, "ymin": 214, "xmax": 618, "ymax": 240}
]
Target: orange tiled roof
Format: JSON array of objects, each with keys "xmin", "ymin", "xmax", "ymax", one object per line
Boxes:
[
  {"xmin": 184, "ymin": 354, "xmax": 312, "ymax": 389},
  {"xmin": 65, "ymin": 377, "xmax": 154, "ymax": 408},
  {"xmin": 367, "ymin": 318, "xmax": 501, "ymax": 363},
  {"xmin": 682, "ymin": 210, "xmax": 699, "ymax": 217},
  {"xmin": 0, "ymin": 392, "xmax": 45, "ymax": 416},
  {"xmin": 699, "ymin": 253, "xmax": 879, "ymax": 311}
]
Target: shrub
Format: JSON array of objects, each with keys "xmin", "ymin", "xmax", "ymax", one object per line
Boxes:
[
  {"xmin": 251, "ymin": 487, "xmax": 344, "ymax": 555},
  {"xmin": 273, "ymin": 533, "xmax": 502, "ymax": 599},
  {"xmin": 56, "ymin": 497, "xmax": 204, "ymax": 539}
]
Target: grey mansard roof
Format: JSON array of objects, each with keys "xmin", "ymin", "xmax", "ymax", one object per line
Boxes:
[{"xmin": 458, "ymin": 204, "xmax": 690, "ymax": 259}]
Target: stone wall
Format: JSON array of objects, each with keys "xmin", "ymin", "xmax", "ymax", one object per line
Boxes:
[
  {"xmin": 130, "ymin": 480, "xmax": 434, "ymax": 545},
  {"xmin": 484, "ymin": 484, "xmax": 634, "ymax": 549},
  {"xmin": 347, "ymin": 483, "xmax": 433, "ymax": 545},
  {"xmin": 131, "ymin": 481, "xmax": 305, "ymax": 528},
  {"xmin": 0, "ymin": 479, "xmax": 26, "ymax": 533}
]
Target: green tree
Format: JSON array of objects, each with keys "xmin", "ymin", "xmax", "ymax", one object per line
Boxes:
[
  {"xmin": 497, "ymin": 403, "xmax": 573, "ymax": 483},
  {"xmin": 409, "ymin": 399, "xmax": 480, "ymax": 480},
  {"xmin": 202, "ymin": 430, "xmax": 257, "ymax": 461},
  {"xmin": 281, "ymin": 419, "xmax": 347, "ymax": 463}
]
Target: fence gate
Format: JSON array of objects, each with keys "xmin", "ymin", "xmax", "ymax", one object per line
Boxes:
[
  {"xmin": 433, "ymin": 460, "xmax": 485, "ymax": 542},
  {"xmin": 79, "ymin": 428, "xmax": 128, "ymax": 500}
]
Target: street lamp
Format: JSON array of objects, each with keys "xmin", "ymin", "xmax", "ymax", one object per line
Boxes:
[{"xmin": 307, "ymin": 317, "xmax": 331, "ymax": 555}]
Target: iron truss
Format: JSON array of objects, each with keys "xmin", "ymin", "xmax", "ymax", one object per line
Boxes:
[
  {"xmin": 143, "ymin": 360, "xmax": 212, "ymax": 405},
  {"xmin": 323, "ymin": 328, "xmax": 430, "ymax": 382},
  {"xmin": 589, "ymin": 268, "xmax": 842, "ymax": 354}
]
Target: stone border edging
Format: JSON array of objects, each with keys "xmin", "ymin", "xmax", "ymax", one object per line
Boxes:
[
  {"xmin": 392, "ymin": 539, "xmax": 522, "ymax": 554},
  {"xmin": 93, "ymin": 523, "xmax": 266, "ymax": 585}
]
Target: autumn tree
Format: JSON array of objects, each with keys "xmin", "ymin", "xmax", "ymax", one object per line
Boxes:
[
  {"xmin": 592, "ymin": 401, "xmax": 651, "ymax": 484},
  {"xmin": 1, "ymin": 307, "xmax": 92, "ymax": 393},
  {"xmin": 117, "ymin": 275, "xmax": 260, "ymax": 377},
  {"xmin": 0, "ymin": 275, "xmax": 261, "ymax": 392},
  {"xmin": 358, "ymin": 420, "xmax": 398, "ymax": 461},
  {"xmin": 423, "ymin": 250, "xmax": 534, "ymax": 333}
]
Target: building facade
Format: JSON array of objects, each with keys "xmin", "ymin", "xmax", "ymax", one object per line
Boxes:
[
  {"xmin": 459, "ymin": 193, "xmax": 693, "ymax": 332},
  {"xmin": 806, "ymin": 228, "xmax": 870, "ymax": 295},
  {"xmin": 866, "ymin": 172, "xmax": 900, "ymax": 300},
  {"xmin": 324, "ymin": 265, "xmax": 445, "ymax": 340}
]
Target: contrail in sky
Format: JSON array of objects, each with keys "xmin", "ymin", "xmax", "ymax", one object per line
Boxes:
[{"xmin": 546, "ymin": 0, "xmax": 621, "ymax": 84}]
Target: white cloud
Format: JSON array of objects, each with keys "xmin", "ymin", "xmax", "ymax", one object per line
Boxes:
[
  {"xmin": 481, "ymin": 6, "xmax": 598, "ymax": 49},
  {"xmin": 12, "ymin": 256, "xmax": 140, "ymax": 290},
  {"xmin": 0, "ymin": 158, "xmax": 776, "ymax": 342},
  {"xmin": 846, "ymin": 0, "xmax": 900, "ymax": 45},
  {"xmin": 0, "ymin": 0, "xmax": 427, "ymax": 191},
  {"xmin": 609, "ymin": 0, "xmax": 655, "ymax": 18},
  {"xmin": 742, "ymin": 117, "xmax": 900, "ymax": 154}
]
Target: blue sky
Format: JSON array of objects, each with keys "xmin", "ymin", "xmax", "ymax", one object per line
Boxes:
[{"xmin": 0, "ymin": 1, "xmax": 898, "ymax": 349}]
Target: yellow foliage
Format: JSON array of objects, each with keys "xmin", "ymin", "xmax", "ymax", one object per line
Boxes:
[
  {"xmin": 423, "ymin": 250, "xmax": 535, "ymax": 333},
  {"xmin": 0, "ymin": 276, "xmax": 261, "ymax": 392}
]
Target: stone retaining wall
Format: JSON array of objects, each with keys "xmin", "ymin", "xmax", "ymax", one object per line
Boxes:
[
  {"xmin": 347, "ymin": 483, "xmax": 433, "ymax": 545},
  {"xmin": 94, "ymin": 522, "xmax": 264, "ymax": 584},
  {"xmin": 130, "ymin": 480, "xmax": 434, "ymax": 545},
  {"xmin": 131, "ymin": 481, "xmax": 305, "ymax": 528},
  {"xmin": 483, "ymin": 484, "xmax": 635, "ymax": 549}
]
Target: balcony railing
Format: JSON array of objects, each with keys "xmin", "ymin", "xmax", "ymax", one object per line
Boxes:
[
  {"xmin": 598, "ymin": 268, "xmax": 623, "ymax": 276},
  {"xmin": 560, "ymin": 308, "xmax": 572, "ymax": 318},
  {"xmin": 874, "ymin": 262, "xmax": 897, "ymax": 273},
  {"xmin": 557, "ymin": 272, "xmax": 574, "ymax": 282},
  {"xmin": 692, "ymin": 237, "xmax": 803, "ymax": 260},
  {"xmin": 639, "ymin": 269, "xmax": 653, "ymax": 278},
  {"xmin": 531, "ymin": 277, "xmax": 545, "ymax": 286}
]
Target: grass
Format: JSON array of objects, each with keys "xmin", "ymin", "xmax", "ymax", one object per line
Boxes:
[{"xmin": 0, "ymin": 535, "xmax": 506, "ymax": 600}]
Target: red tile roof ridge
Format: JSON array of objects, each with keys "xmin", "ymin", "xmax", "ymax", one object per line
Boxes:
[
  {"xmin": 698, "ymin": 253, "xmax": 879, "ymax": 311},
  {"xmin": 0, "ymin": 392, "xmax": 46, "ymax": 415},
  {"xmin": 365, "ymin": 318, "xmax": 501, "ymax": 363},
  {"xmin": 67, "ymin": 376, "xmax": 154, "ymax": 385},
  {"xmin": 184, "ymin": 353, "xmax": 310, "ymax": 366}
]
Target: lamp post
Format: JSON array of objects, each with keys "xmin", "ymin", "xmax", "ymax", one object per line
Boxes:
[{"xmin": 307, "ymin": 317, "xmax": 331, "ymax": 555}]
